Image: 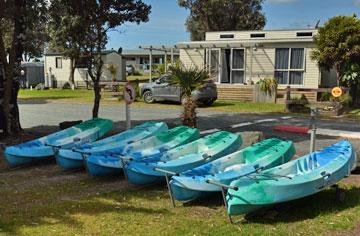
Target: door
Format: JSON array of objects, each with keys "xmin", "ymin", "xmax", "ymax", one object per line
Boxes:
[
  {"xmin": 153, "ymin": 76, "xmax": 170, "ymax": 100},
  {"xmin": 209, "ymin": 49, "xmax": 221, "ymax": 83}
]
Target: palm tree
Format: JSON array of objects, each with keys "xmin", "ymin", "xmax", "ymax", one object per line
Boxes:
[{"xmin": 169, "ymin": 66, "xmax": 210, "ymax": 128}]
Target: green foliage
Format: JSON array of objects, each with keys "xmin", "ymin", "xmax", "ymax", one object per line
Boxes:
[
  {"xmin": 168, "ymin": 66, "xmax": 209, "ymax": 96},
  {"xmin": 312, "ymin": 15, "xmax": 360, "ymax": 76},
  {"xmin": 334, "ymin": 94, "xmax": 353, "ymax": 106},
  {"xmin": 341, "ymin": 63, "xmax": 360, "ymax": 86},
  {"xmin": 257, "ymin": 77, "xmax": 278, "ymax": 95},
  {"xmin": 178, "ymin": 0, "xmax": 266, "ymax": 41},
  {"xmin": 107, "ymin": 64, "xmax": 117, "ymax": 81},
  {"xmin": 132, "ymin": 70, "xmax": 143, "ymax": 76},
  {"xmin": 319, "ymin": 92, "xmax": 332, "ymax": 102}
]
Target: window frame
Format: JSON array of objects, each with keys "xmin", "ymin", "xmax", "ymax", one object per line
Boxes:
[
  {"xmin": 55, "ymin": 57, "xmax": 62, "ymax": 69},
  {"xmin": 230, "ymin": 48, "xmax": 246, "ymax": 84},
  {"xmin": 274, "ymin": 48, "xmax": 306, "ymax": 86}
]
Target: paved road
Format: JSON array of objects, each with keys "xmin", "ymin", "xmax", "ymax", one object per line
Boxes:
[
  {"xmin": 19, "ymin": 100, "xmax": 360, "ymax": 133},
  {"xmin": 18, "ymin": 101, "xmax": 360, "ymax": 158}
]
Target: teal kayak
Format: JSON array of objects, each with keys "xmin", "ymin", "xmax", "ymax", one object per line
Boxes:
[
  {"xmin": 4, "ymin": 118, "xmax": 113, "ymax": 166},
  {"xmin": 226, "ymin": 140, "xmax": 356, "ymax": 215},
  {"xmin": 85, "ymin": 126, "xmax": 200, "ymax": 176},
  {"xmin": 170, "ymin": 138, "xmax": 295, "ymax": 201},
  {"xmin": 55, "ymin": 122, "xmax": 168, "ymax": 170},
  {"xmin": 124, "ymin": 131, "xmax": 242, "ymax": 185}
]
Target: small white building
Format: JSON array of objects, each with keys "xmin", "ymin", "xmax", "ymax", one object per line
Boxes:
[
  {"xmin": 122, "ymin": 49, "xmax": 180, "ymax": 71},
  {"xmin": 177, "ymin": 29, "xmax": 336, "ymax": 101},
  {"xmin": 44, "ymin": 50, "xmax": 126, "ymax": 88}
]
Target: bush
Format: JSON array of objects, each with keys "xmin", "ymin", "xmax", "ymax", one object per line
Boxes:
[
  {"xmin": 132, "ymin": 70, "xmax": 142, "ymax": 76},
  {"xmin": 62, "ymin": 82, "xmax": 71, "ymax": 89},
  {"xmin": 319, "ymin": 92, "xmax": 332, "ymax": 101},
  {"xmin": 257, "ymin": 78, "xmax": 278, "ymax": 95}
]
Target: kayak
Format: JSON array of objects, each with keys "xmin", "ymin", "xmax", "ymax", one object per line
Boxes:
[
  {"xmin": 169, "ymin": 138, "xmax": 295, "ymax": 201},
  {"xmin": 55, "ymin": 122, "xmax": 168, "ymax": 170},
  {"xmin": 4, "ymin": 118, "xmax": 113, "ymax": 167},
  {"xmin": 85, "ymin": 126, "xmax": 200, "ymax": 177},
  {"xmin": 124, "ymin": 131, "xmax": 242, "ymax": 185},
  {"xmin": 226, "ymin": 140, "xmax": 356, "ymax": 215}
]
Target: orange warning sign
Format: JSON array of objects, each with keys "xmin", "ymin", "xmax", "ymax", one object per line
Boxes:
[{"xmin": 331, "ymin": 87, "xmax": 343, "ymax": 98}]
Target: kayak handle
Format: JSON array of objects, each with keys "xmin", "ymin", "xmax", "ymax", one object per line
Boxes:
[
  {"xmin": 321, "ymin": 171, "xmax": 331, "ymax": 178},
  {"xmin": 44, "ymin": 143, "xmax": 61, "ymax": 148},
  {"xmin": 153, "ymin": 168, "xmax": 179, "ymax": 176},
  {"xmin": 206, "ymin": 179, "xmax": 239, "ymax": 191},
  {"xmin": 202, "ymin": 153, "xmax": 212, "ymax": 160},
  {"xmin": 120, "ymin": 156, "xmax": 134, "ymax": 161},
  {"xmin": 72, "ymin": 149, "xmax": 91, "ymax": 155}
]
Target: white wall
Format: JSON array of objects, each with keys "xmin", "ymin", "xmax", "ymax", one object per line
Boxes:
[{"xmin": 44, "ymin": 52, "xmax": 124, "ymax": 87}]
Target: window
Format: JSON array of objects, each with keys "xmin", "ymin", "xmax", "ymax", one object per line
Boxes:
[
  {"xmin": 220, "ymin": 34, "xmax": 234, "ymax": 39},
  {"xmin": 296, "ymin": 32, "xmax": 313, "ymax": 37},
  {"xmin": 274, "ymin": 48, "xmax": 305, "ymax": 85},
  {"xmin": 250, "ymin": 33, "xmax": 265, "ymax": 38},
  {"xmin": 55, "ymin": 57, "xmax": 62, "ymax": 69},
  {"xmin": 231, "ymin": 49, "xmax": 245, "ymax": 84}
]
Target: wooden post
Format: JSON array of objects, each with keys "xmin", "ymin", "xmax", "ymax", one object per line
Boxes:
[
  {"xmin": 285, "ymin": 86, "xmax": 291, "ymax": 112},
  {"xmin": 171, "ymin": 48, "xmax": 174, "ymax": 66},
  {"xmin": 164, "ymin": 51, "xmax": 167, "ymax": 74},
  {"xmin": 149, "ymin": 48, "xmax": 153, "ymax": 83}
]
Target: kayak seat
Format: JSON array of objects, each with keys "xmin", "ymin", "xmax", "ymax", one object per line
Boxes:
[{"xmin": 224, "ymin": 164, "xmax": 246, "ymax": 172}]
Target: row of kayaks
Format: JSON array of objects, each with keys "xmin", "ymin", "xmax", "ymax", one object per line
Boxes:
[{"xmin": 3, "ymin": 118, "xmax": 357, "ymax": 216}]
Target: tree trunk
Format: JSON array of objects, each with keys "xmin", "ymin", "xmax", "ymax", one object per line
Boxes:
[
  {"xmin": 92, "ymin": 79, "xmax": 101, "ymax": 118},
  {"xmin": 182, "ymin": 95, "xmax": 197, "ymax": 128},
  {"xmin": 69, "ymin": 58, "xmax": 76, "ymax": 87}
]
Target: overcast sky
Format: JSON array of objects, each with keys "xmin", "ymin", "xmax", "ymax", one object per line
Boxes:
[{"xmin": 106, "ymin": 0, "xmax": 360, "ymax": 50}]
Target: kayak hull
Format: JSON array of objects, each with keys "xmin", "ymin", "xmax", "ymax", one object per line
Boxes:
[
  {"xmin": 86, "ymin": 155, "xmax": 123, "ymax": 177},
  {"xmin": 85, "ymin": 126, "xmax": 200, "ymax": 177},
  {"xmin": 56, "ymin": 149, "xmax": 85, "ymax": 170},
  {"xmin": 226, "ymin": 140, "xmax": 356, "ymax": 215},
  {"xmin": 4, "ymin": 118, "xmax": 113, "ymax": 167},
  {"xmin": 170, "ymin": 139, "xmax": 295, "ymax": 201},
  {"xmin": 56, "ymin": 122, "xmax": 168, "ymax": 170},
  {"xmin": 124, "ymin": 131, "xmax": 242, "ymax": 186}
]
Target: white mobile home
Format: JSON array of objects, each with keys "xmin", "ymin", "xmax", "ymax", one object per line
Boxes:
[
  {"xmin": 44, "ymin": 50, "xmax": 126, "ymax": 88},
  {"xmin": 177, "ymin": 29, "xmax": 335, "ymax": 101}
]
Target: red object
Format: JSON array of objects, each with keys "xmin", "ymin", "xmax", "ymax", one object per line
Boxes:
[{"xmin": 273, "ymin": 125, "xmax": 309, "ymax": 134}]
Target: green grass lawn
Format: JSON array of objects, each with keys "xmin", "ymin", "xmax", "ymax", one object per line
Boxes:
[
  {"xmin": 210, "ymin": 100, "xmax": 285, "ymax": 113},
  {"xmin": 0, "ymin": 171, "xmax": 359, "ymax": 236}
]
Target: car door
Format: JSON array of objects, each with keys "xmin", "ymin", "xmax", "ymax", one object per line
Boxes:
[{"xmin": 152, "ymin": 76, "xmax": 170, "ymax": 100}]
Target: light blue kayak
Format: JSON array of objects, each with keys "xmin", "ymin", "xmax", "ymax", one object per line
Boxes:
[
  {"xmin": 124, "ymin": 131, "xmax": 242, "ymax": 185},
  {"xmin": 169, "ymin": 138, "xmax": 295, "ymax": 201},
  {"xmin": 226, "ymin": 140, "xmax": 356, "ymax": 215},
  {"xmin": 55, "ymin": 122, "xmax": 168, "ymax": 170},
  {"xmin": 85, "ymin": 126, "xmax": 200, "ymax": 177},
  {"xmin": 4, "ymin": 118, "xmax": 113, "ymax": 167}
]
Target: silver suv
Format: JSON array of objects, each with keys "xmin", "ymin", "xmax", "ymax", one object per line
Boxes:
[{"xmin": 141, "ymin": 75, "xmax": 217, "ymax": 106}]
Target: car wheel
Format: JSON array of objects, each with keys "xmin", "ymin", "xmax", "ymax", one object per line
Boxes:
[
  {"xmin": 201, "ymin": 99, "xmax": 215, "ymax": 107},
  {"xmin": 143, "ymin": 91, "xmax": 154, "ymax": 104}
]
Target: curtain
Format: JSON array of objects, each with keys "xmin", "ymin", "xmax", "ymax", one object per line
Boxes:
[
  {"xmin": 232, "ymin": 49, "xmax": 244, "ymax": 69},
  {"xmin": 291, "ymin": 48, "xmax": 304, "ymax": 69},
  {"xmin": 275, "ymin": 71, "xmax": 288, "ymax": 84},
  {"xmin": 210, "ymin": 50, "xmax": 220, "ymax": 82},
  {"xmin": 221, "ymin": 49, "xmax": 230, "ymax": 83},
  {"xmin": 289, "ymin": 72, "xmax": 303, "ymax": 84},
  {"xmin": 275, "ymin": 49, "xmax": 289, "ymax": 69},
  {"xmin": 232, "ymin": 71, "xmax": 244, "ymax": 83}
]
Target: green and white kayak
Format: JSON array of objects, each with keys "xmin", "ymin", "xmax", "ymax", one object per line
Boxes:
[
  {"xmin": 226, "ymin": 140, "xmax": 356, "ymax": 215},
  {"xmin": 85, "ymin": 126, "xmax": 200, "ymax": 176},
  {"xmin": 170, "ymin": 138, "xmax": 295, "ymax": 201},
  {"xmin": 4, "ymin": 118, "xmax": 113, "ymax": 166}
]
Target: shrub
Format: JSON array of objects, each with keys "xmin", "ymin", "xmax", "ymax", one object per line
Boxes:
[
  {"xmin": 319, "ymin": 92, "xmax": 332, "ymax": 101},
  {"xmin": 257, "ymin": 78, "xmax": 278, "ymax": 95}
]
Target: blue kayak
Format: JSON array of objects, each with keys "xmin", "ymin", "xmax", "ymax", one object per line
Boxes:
[
  {"xmin": 55, "ymin": 122, "xmax": 168, "ymax": 170},
  {"xmin": 226, "ymin": 140, "xmax": 357, "ymax": 215},
  {"xmin": 85, "ymin": 126, "xmax": 200, "ymax": 177},
  {"xmin": 4, "ymin": 118, "xmax": 113, "ymax": 167},
  {"xmin": 124, "ymin": 131, "xmax": 242, "ymax": 185},
  {"xmin": 169, "ymin": 138, "xmax": 295, "ymax": 201}
]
